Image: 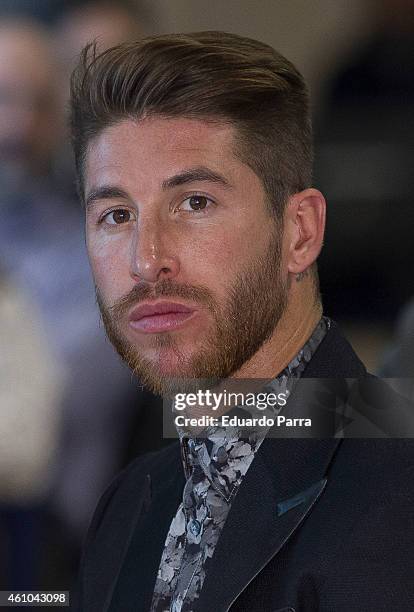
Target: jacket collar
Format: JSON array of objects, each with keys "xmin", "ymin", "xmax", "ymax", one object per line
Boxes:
[
  {"xmin": 102, "ymin": 444, "xmax": 184, "ymax": 612},
  {"xmin": 194, "ymin": 437, "xmax": 335, "ymax": 612}
]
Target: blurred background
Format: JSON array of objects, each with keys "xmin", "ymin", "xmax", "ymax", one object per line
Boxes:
[{"xmin": 0, "ymin": 0, "xmax": 413, "ymax": 598}]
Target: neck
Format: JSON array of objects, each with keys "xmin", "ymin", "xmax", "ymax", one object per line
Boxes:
[
  {"xmin": 233, "ymin": 276, "xmax": 322, "ymax": 380},
  {"xmin": 178, "ymin": 278, "xmax": 322, "ymax": 428}
]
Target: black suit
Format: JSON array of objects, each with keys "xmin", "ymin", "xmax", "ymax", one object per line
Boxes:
[{"xmin": 73, "ymin": 322, "xmax": 414, "ymax": 611}]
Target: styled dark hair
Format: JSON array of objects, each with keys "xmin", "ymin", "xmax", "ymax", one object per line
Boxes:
[{"xmin": 70, "ymin": 31, "xmax": 313, "ymax": 218}]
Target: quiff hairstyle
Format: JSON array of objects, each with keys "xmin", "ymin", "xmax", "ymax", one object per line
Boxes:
[{"xmin": 70, "ymin": 31, "xmax": 313, "ymax": 219}]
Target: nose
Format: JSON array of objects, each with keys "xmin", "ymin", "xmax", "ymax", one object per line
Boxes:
[{"xmin": 129, "ymin": 216, "xmax": 180, "ymax": 283}]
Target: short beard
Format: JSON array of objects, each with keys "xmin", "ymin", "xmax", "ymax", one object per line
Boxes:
[{"xmin": 97, "ymin": 221, "xmax": 288, "ymax": 396}]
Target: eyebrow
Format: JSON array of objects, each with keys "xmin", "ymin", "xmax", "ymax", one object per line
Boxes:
[
  {"xmin": 85, "ymin": 186, "xmax": 130, "ymax": 209},
  {"xmin": 85, "ymin": 166, "xmax": 232, "ymax": 208},
  {"xmin": 162, "ymin": 166, "xmax": 232, "ymax": 190}
]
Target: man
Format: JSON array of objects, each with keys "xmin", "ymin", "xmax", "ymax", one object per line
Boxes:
[{"xmin": 70, "ymin": 32, "xmax": 414, "ymax": 611}]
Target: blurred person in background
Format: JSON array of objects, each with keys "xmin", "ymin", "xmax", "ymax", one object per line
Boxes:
[
  {"xmin": 56, "ymin": 0, "xmax": 146, "ymax": 63},
  {"xmin": 314, "ymin": 0, "xmax": 414, "ymax": 334},
  {"xmin": 0, "ymin": 16, "xmax": 145, "ymax": 585},
  {"xmin": 0, "ymin": 0, "xmax": 150, "ymax": 28},
  {"xmin": 0, "ymin": 0, "xmax": 73, "ymax": 25},
  {"xmin": 0, "ymin": 271, "xmax": 62, "ymax": 589},
  {"xmin": 0, "ymin": 18, "xmax": 62, "ymax": 190},
  {"xmin": 53, "ymin": 0, "xmax": 147, "ymax": 198}
]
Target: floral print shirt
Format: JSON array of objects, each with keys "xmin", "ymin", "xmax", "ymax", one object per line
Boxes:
[{"xmin": 151, "ymin": 317, "xmax": 330, "ymax": 612}]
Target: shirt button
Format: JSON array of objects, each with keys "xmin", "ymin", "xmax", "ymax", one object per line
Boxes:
[{"xmin": 189, "ymin": 518, "xmax": 202, "ymax": 536}]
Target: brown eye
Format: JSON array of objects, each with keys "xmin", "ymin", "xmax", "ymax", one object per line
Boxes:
[
  {"xmin": 179, "ymin": 195, "xmax": 213, "ymax": 213},
  {"xmin": 105, "ymin": 209, "xmax": 131, "ymax": 224},
  {"xmin": 189, "ymin": 195, "xmax": 208, "ymax": 210}
]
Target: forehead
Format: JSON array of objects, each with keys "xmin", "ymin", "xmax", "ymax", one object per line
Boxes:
[
  {"xmin": 84, "ymin": 116, "xmax": 247, "ymax": 190},
  {"xmin": 90, "ymin": 115, "xmax": 235, "ymax": 152}
]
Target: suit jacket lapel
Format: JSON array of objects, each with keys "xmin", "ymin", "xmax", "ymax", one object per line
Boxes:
[
  {"xmin": 194, "ymin": 437, "xmax": 339, "ymax": 612},
  {"xmin": 105, "ymin": 444, "xmax": 185, "ymax": 612},
  {"xmin": 82, "ymin": 471, "xmax": 150, "ymax": 612}
]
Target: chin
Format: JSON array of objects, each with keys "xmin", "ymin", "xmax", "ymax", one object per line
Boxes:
[
  {"xmin": 135, "ymin": 347, "xmax": 195, "ymax": 387},
  {"xmin": 143, "ymin": 347, "xmax": 225, "ymax": 396}
]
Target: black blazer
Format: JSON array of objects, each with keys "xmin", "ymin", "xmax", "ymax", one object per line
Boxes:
[{"xmin": 72, "ymin": 322, "xmax": 414, "ymax": 611}]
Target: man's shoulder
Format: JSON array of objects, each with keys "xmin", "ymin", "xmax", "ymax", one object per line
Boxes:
[
  {"xmin": 85, "ymin": 442, "xmax": 181, "ymax": 539},
  {"xmin": 72, "ymin": 442, "xmax": 183, "ymax": 610},
  {"xmin": 334, "ymin": 437, "xmax": 414, "ymax": 479},
  {"xmin": 329, "ymin": 365, "xmax": 414, "ymax": 484}
]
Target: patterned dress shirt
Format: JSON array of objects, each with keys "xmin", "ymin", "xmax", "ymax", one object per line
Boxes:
[{"xmin": 151, "ymin": 317, "xmax": 330, "ymax": 612}]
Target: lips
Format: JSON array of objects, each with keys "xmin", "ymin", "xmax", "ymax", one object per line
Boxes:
[{"xmin": 128, "ymin": 301, "xmax": 196, "ymax": 333}]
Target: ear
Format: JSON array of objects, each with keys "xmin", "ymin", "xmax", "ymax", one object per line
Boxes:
[{"xmin": 286, "ymin": 188, "xmax": 326, "ymax": 275}]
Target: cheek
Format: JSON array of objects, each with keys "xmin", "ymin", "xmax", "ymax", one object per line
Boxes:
[
  {"xmin": 86, "ymin": 229, "xmax": 132, "ymax": 303},
  {"xmin": 179, "ymin": 225, "xmax": 249, "ymax": 297}
]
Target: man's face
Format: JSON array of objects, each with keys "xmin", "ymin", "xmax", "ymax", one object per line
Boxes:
[{"xmin": 85, "ymin": 117, "xmax": 289, "ymax": 394}]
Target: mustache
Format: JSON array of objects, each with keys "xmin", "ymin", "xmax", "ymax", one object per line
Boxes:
[{"xmin": 97, "ymin": 278, "xmax": 216, "ymax": 320}]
